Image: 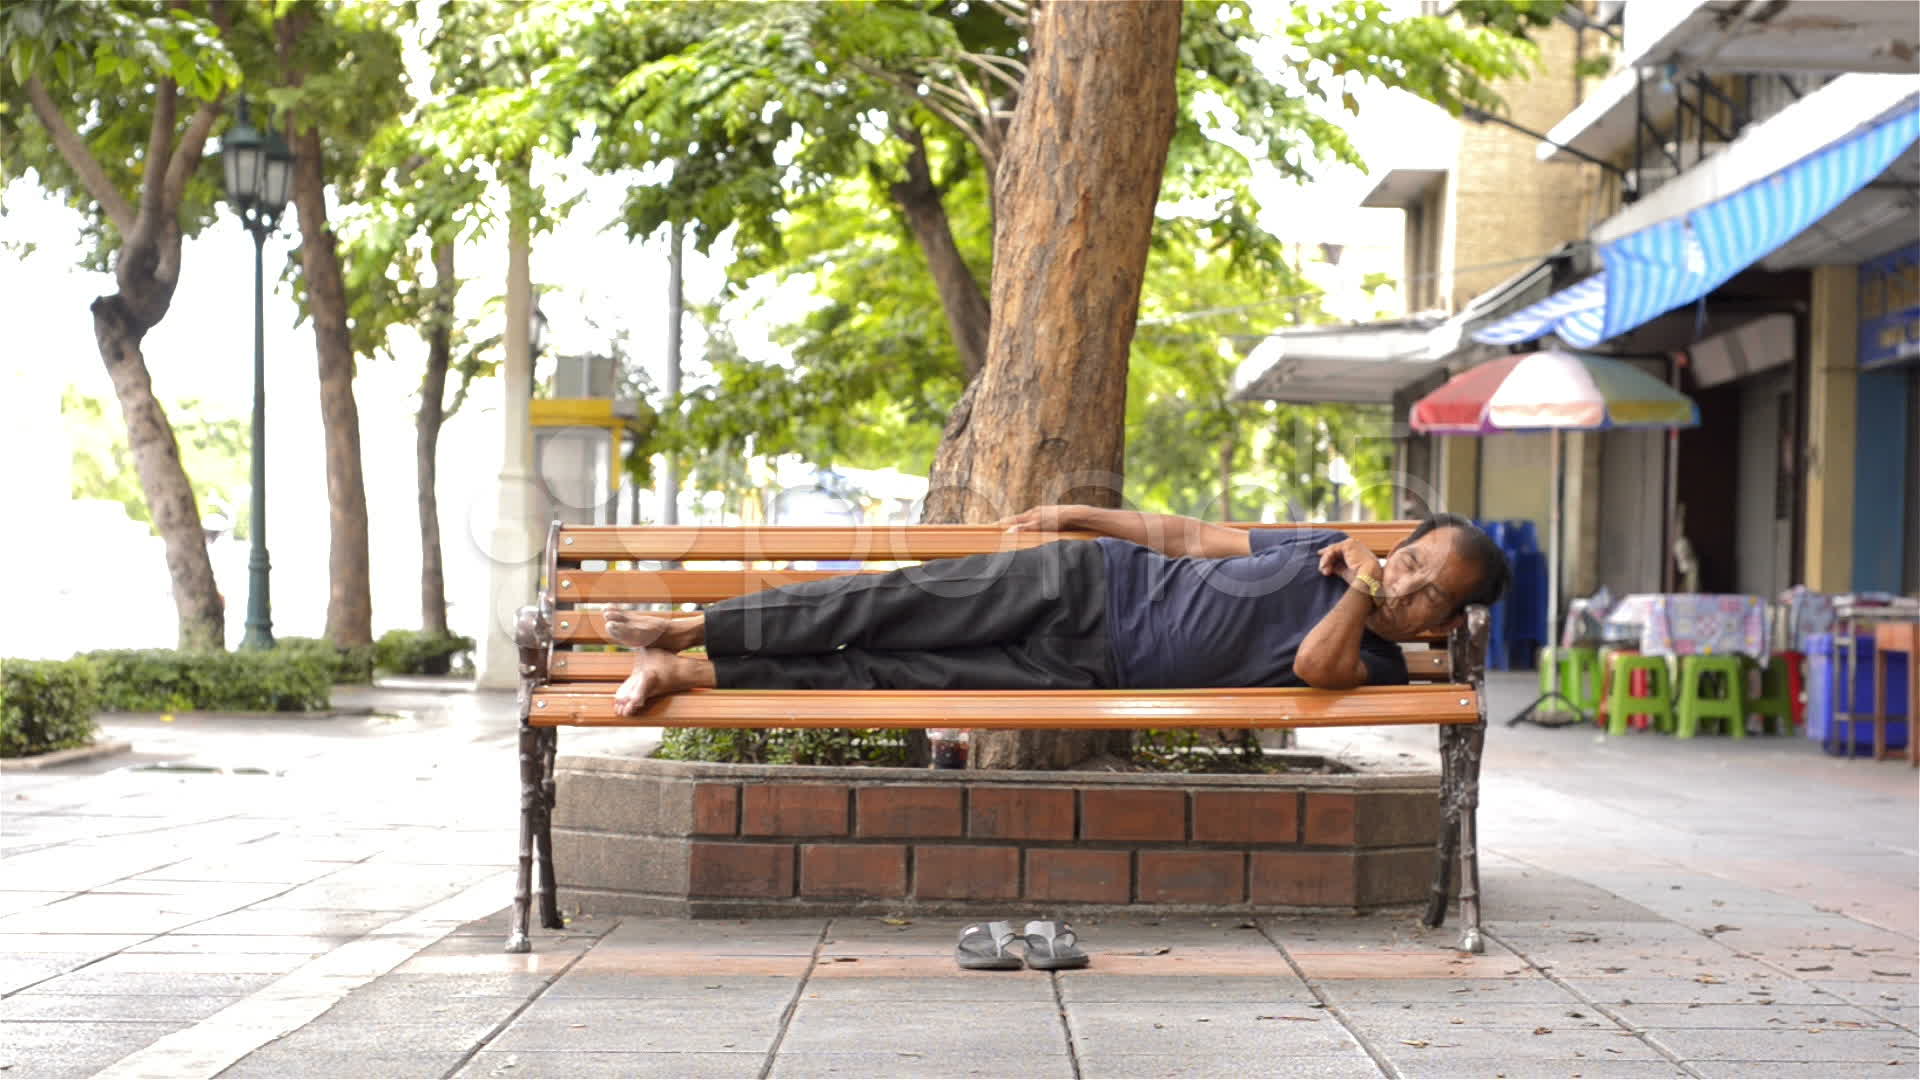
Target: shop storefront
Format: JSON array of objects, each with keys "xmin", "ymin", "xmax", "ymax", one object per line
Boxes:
[{"xmin": 1854, "ymin": 242, "xmax": 1920, "ymax": 593}]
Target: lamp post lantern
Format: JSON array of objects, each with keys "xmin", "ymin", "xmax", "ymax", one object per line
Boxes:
[{"xmin": 220, "ymin": 100, "xmax": 295, "ymax": 651}]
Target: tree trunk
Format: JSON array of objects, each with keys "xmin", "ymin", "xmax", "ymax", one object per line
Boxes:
[
  {"xmin": 925, "ymin": 0, "xmax": 1183, "ymax": 770},
  {"xmin": 889, "ymin": 130, "xmax": 991, "ymax": 380},
  {"xmin": 288, "ymin": 126, "xmax": 374, "ymax": 648},
  {"xmin": 95, "ymin": 295, "xmax": 225, "ymax": 649},
  {"xmin": 417, "ymin": 239, "xmax": 455, "ymax": 637}
]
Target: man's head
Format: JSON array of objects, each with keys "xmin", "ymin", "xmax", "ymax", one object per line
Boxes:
[{"xmin": 1370, "ymin": 513, "xmax": 1511, "ymax": 638}]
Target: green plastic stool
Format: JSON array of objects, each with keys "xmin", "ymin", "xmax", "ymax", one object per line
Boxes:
[
  {"xmin": 1606, "ymin": 653, "xmax": 1674, "ymax": 736},
  {"xmin": 1676, "ymin": 654, "xmax": 1747, "ymax": 738},
  {"xmin": 1538, "ymin": 646, "xmax": 1601, "ymax": 712},
  {"xmin": 1746, "ymin": 654, "xmax": 1796, "ymax": 735}
]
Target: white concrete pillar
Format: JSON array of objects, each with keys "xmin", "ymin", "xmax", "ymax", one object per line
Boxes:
[{"xmin": 477, "ymin": 180, "xmax": 545, "ymax": 691}]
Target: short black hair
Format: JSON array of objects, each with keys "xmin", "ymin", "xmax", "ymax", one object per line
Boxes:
[{"xmin": 1404, "ymin": 513, "xmax": 1510, "ymax": 615}]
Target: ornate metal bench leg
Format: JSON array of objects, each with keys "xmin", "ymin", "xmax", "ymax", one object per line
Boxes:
[
  {"xmin": 1456, "ymin": 721, "xmax": 1487, "ymax": 954},
  {"xmin": 506, "ymin": 723, "xmax": 539, "ymax": 953},
  {"xmin": 535, "ymin": 726, "xmax": 563, "ymax": 930},
  {"xmin": 1423, "ymin": 724, "xmax": 1460, "ymax": 930}
]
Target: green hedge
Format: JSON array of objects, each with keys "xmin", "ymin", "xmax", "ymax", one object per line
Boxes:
[
  {"xmin": 81, "ymin": 649, "xmax": 331, "ymax": 713},
  {"xmin": 656, "ymin": 727, "xmax": 916, "ymax": 767},
  {"xmin": 276, "ymin": 636, "xmax": 375, "ymax": 685},
  {"xmin": 1, "ymin": 658, "xmax": 102, "ymax": 758},
  {"xmin": 374, "ymin": 629, "xmax": 475, "ymax": 676}
]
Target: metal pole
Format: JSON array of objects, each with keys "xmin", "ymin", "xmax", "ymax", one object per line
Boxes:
[
  {"xmin": 241, "ymin": 225, "xmax": 274, "ymax": 651},
  {"xmin": 660, "ymin": 222, "xmax": 683, "ymax": 526},
  {"xmin": 1547, "ymin": 427, "xmax": 1562, "ymax": 703}
]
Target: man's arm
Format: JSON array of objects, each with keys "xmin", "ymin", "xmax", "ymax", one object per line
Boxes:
[
  {"xmin": 999, "ymin": 505, "xmax": 1250, "ymax": 558},
  {"xmin": 1293, "ymin": 537, "xmax": 1383, "ymax": 690}
]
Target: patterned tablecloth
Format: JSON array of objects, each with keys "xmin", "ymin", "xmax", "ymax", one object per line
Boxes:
[{"xmin": 1602, "ymin": 593, "xmax": 1771, "ymax": 659}]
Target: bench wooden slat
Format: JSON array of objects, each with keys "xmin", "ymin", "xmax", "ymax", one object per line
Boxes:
[
  {"xmin": 556, "ymin": 569, "xmax": 882, "ymax": 604},
  {"xmin": 552, "ymin": 521, "xmax": 1424, "ymax": 563},
  {"xmin": 528, "ymin": 684, "xmax": 1480, "ymax": 728},
  {"xmin": 547, "ymin": 649, "xmax": 1457, "ymax": 683}
]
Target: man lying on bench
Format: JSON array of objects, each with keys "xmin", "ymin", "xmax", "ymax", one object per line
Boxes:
[{"xmin": 605, "ymin": 509, "xmax": 1510, "ymax": 716}]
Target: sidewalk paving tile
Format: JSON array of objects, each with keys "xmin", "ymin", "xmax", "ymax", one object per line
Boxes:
[
  {"xmin": 1687, "ymin": 1060, "xmax": 1919, "ymax": 1078},
  {"xmin": 0, "ymin": 952, "xmax": 95, "ymax": 994},
  {"xmin": 20, "ymin": 969, "xmax": 285, "ymax": 997},
  {"xmin": 1289, "ymin": 950, "xmax": 1528, "ymax": 979},
  {"xmin": 546, "ymin": 973, "xmax": 801, "ymax": 999},
  {"xmin": 797, "ymin": 973, "xmax": 1057, "ymax": 1002},
  {"xmin": 780, "ymin": 1000, "xmax": 1065, "ymax": 1056},
  {"xmin": 1564, "ymin": 976, "xmax": 1851, "ymax": 1006},
  {"xmin": 0, "ymin": 992, "xmax": 245, "ymax": 1023},
  {"xmin": 0, "ymin": 890, "xmax": 76, "ymax": 916},
  {"xmin": 72, "ymin": 950, "xmax": 323, "ymax": 975},
  {"xmin": 1609, "ymin": 1001, "xmax": 1902, "ymax": 1030},
  {"xmin": 768, "ymin": 1051, "xmax": 1076, "ymax": 1078},
  {"xmin": 1064, "ymin": 1002, "xmax": 1364, "ymax": 1056},
  {"xmin": 494, "ymin": 996, "xmax": 787, "ymax": 1054},
  {"xmin": 1392, "ymin": 1057, "xmax": 1690, "ymax": 1079},
  {"xmin": 1367, "ymin": 1023, "xmax": 1662, "ymax": 1059},
  {"xmin": 257, "ymin": 1017, "xmax": 509, "ymax": 1054},
  {"xmin": 184, "ymin": 907, "xmax": 415, "ymax": 936},
  {"xmin": 1057, "ymin": 974, "xmax": 1316, "ymax": 1004},
  {"xmin": 1073, "ymin": 1051, "xmax": 1382, "ymax": 1079},
  {"xmin": 1311, "ymin": 977, "xmax": 1580, "ymax": 1004},
  {"xmin": 1335, "ymin": 1000, "xmax": 1618, "ymax": 1030},
  {"xmin": 459, "ymin": 1050, "xmax": 768, "ymax": 1078},
  {"xmin": 213, "ymin": 1049, "xmax": 475, "ymax": 1079},
  {"xmin": 0, "ymin": 1020, "xmax": 185, "ymax": 1079},
  {"xmin": 566, "ymin": 949, "xmax": 813, "ymax": 977},
  {"xmin": 121, "ymin": 931, "xmax": 355, "ymax": 953},
  {"xmin": 1642, "ymin": 1024, "xmax": 1920, "ymax": 1061},
  {"xmin": 1069, "ymin": 949, "xmax": 1299, "ymax": 976}
]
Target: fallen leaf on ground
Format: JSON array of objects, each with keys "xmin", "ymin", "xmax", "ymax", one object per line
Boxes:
[
  {"xmin": 1255, "ymin": 1015, "xmax": 1319, "ymax": 1022},
  {"xmin": 1871, "ymin": 970, "xmax": 1907, "ymax": 977},
  {"xmin": 1401, "ymin": 1040, "xmax": 1429, "ymax": 1048},
  {"xmin": 880, "ymin": 917, "xmax": 911, "ymax": 927},
  {"xmin": 1795, "ymin": 965, "xmax": 1834, "ymax": 972},
  {"xmin": 1533, "ymin": 1027, "xmax": 1554, "ymax": 1035},
  {"xmin": 826, "ymin": 957, "xmax": 858, "ymax": 964},
  {"xmin": 1694, "ymin": 975, "xmax": 1724, "ymax": 984},
  {"xmin": 1599, "ymin": 966, "xmax": 1628, "ymax": 974}
]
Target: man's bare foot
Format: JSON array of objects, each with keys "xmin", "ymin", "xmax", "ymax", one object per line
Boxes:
[
  {"xmin": 603, "ymin": 612, "xmax": 704, "ymax": 651},
  {"xmin": 611, "ymin": 648, "xmax": 688, "ymax": 717}
]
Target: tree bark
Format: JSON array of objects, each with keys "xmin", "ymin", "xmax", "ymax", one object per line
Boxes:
[
  {"xmin": 418, "ymin": 239, "xmax": 455, "ymax": 637},
  {"xmin": 95, "ymin": 294, "xmax": 226, "ymax": 649},
  {"xmin": 280, "ymin": 14, "xmax": 373, "ymax": 649},
  {"xmin": 924, "ymin": 0, "xmax": 1183, "ymax": 770},
  {"xmin": 889, "ymin": 129, "xmax": 991, "ymax": 380},
  {"xmin": 287, "ymin": 126, "xmax": 374, "ymax": 648}
]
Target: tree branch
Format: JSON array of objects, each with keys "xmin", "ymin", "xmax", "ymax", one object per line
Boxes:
[
  {"xmin": 23, "ymin": 76, "xmax": 137, "ymax": 235},
  {"xmin": 137, "ymin": 80, "xmax": 178, "ymax": 228},
  {"xmin": 162, "ymin": 97, "xmax": 223, "ymax": 220}
]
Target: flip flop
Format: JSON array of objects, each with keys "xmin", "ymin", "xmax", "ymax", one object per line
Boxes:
[
  {"xmin": 955, "ymin": 920, "xmax": 1023, "ymax": 970},
  {"xmin": 1022, "ymin": 919, "xmax": 1090, "ymax": 971}
]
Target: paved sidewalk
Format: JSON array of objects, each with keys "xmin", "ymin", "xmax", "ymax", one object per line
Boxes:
[{"xmin": 0, "ymin": 675, "xmax": 1914, "ymax": 1078}]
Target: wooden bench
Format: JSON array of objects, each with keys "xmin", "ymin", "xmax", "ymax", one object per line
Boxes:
[{"xmin": 508, "ymin": 520, "xmax": 1491, "ymax": 953}]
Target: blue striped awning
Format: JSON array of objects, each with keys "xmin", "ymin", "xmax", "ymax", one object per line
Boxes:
[{"xmin": 1475, "ymin": 101, "xmax": 1920, "ymax": 348}]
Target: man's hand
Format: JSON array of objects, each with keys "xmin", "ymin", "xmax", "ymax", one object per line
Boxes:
[
  {"xmin": 997, "ymin": 504, "xmax": 1093, "ymax": 533},
  {"xmin": 1317, "ymin": 537, "xmax": 1382, "ymax": 593}
]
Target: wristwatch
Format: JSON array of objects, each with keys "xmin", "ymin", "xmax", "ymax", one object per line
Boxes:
[{"xmin": 1351, "ymin": 571, "xmax": 1381, "ymax": 598}]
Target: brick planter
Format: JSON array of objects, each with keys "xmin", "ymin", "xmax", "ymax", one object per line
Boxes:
[{"xmin": 552, "ymin": 739, "xmax": 1441, "ymax": 918}]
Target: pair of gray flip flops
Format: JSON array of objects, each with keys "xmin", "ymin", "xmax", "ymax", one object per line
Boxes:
[{"xmin": 955, "ymin": 919, "xmax": 1089, "ymax": 971}]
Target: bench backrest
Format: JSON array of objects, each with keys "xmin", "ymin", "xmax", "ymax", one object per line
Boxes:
[{"xmin": 535, "ymin": 520, "xmax": 1458, "ymax": 682}]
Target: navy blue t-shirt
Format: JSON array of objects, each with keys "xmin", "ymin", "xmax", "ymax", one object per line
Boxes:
[{"xmin": 1097, "ymin": 528, "xmax": 1410, "ymax": 689}]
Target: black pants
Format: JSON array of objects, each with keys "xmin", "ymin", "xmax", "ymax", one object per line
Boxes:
[{"xmin": 705, "ymin": 540, "xmax": 1117, "ymax": 691}]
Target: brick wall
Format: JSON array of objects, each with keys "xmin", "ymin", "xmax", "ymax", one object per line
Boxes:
[{"xmin": 552, "ymin": 756, "xmax": 1442, "ymax": 917}]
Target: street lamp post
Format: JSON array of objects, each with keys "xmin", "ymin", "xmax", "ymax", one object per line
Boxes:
[{"xmin": 220, "ymin": 101, "xmax": 295, "ymax": 651}]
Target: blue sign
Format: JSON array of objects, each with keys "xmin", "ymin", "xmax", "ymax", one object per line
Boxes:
[{"xmin": 1859, "ymin": 243, "xmax": 1920, "ymax": 369}]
